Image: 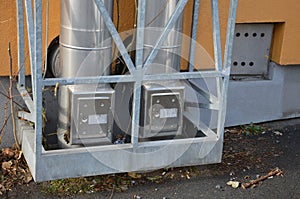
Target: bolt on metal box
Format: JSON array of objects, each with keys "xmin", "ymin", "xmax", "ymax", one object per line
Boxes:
[
  {"xmin": 140, "ymin": 81, "xmax": 185, "ymax": 139},
  {"xmin": 69, "ymin": 85, "xmax": 115, "ymax": 145}
]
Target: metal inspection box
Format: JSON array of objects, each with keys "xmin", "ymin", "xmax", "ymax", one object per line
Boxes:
[
  {"xmin": 141, "ymin": 81, "xmax": 185, "ymax": 139},
  {"xmin": 231, "ymin": 23, "xmax": 274, "ymax": 76},
  {"xmin": 69, "ymin": 85, "xmax": 115, "ymax": 145}
]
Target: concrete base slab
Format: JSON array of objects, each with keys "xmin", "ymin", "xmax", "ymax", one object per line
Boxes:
[{"xmin": 225, "ymin": 62, "xmax": 300, "ymax": 126}]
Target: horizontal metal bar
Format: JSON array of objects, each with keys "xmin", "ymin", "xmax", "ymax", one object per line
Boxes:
[
  {"xmin": 43, "ymin": 143, "xmax": 134, "ymax": 155},
  {"xmin": 42, "ymin": 75, "xmax": 136, "ymax": 86},
  {"xmin": 143, "ymin": 44, "xmax": 182, "ymax": 49},
  {"xmin": 188, "ymin": 80, "xmax": 219, "ymax": 104},
  {"xmin": 18, "ymin": 111, "xmax": 35, "ymax": 123},
  {"xmin": 17, "ymin": 84, "xmax": 35, "ymax": 113},
  {"xmin": 185, "ymin": 101, "xmax": 219, "ymax": 110},
  {"xmin": 43, "ymin": 71, "xmax": 223, "ymax": 86},
  {"xmin": 42, "ymin": 134, "xmax": 217, "ymax": 156},
  {"xmin": 139, "ymin": 135, "xmax": 218, "ymax": 147},
  {"xmin": 143, "ymin": 71, "xmax": 223, "ymax": 81}
]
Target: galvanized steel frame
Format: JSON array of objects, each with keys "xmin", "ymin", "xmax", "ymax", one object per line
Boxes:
[{"xmin": 16, "ymin": 0, "xmax": 238, "ymax": 181}]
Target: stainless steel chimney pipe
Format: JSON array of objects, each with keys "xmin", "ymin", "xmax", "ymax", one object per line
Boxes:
[
  {"xmin": 58, "ymin": 0, "xmax": 113, "ymax": 145},
  {"xmin": 144, "ymin": 0, "xmax": 183, "ymax": 74}
]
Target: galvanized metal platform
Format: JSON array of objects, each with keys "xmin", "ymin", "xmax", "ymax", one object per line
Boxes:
[{"xmin": 15, "ymin": 0, "xmax": 238, "ymax": 181}]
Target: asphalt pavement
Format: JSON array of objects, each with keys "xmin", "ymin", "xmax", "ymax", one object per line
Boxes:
[
  {"xmin": 5, "ymin": 118, "xmax": 300, "ymax": 199},
  {"xmin": 79, "ymin": 119, "xmax": 300, "ymax": 199}
]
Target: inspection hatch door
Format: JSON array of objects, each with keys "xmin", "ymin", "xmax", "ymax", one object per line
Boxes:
[{"xmin": 231, "ymin": 23, "xmax": 274, "ymax": 76}]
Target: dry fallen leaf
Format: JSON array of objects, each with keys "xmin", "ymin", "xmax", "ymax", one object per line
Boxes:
[
  {"xmin": 231, "ymin": 181, "xmax": 240, "ymax": 188},
  {"xmin": 128, "ymin": 172, "xmax": 142, "ymax": 179},
  {"xmin": 2, "ymin": 161, "xmax": 13, "ymax": 170},
  {"xmin": 120, "ymin": 185, "xmax": 128, "ymax": 191},
  {"xmin": 0, "ymin": 148, "xmax": 33, "ymax": 195},
  {"xmin": 273, "ymin": 131, "xmax": 283, "ymax": 136},
  {"xmin": 186, "ymin": 174, "xmax": 191, "ymax": 180},
  {"xmin": 2, "ymin": 148, "xmax": 15, "ymax": 158},
  {"xmin": 24, "ymin": 172, "xmax": 33, "ymax": 183},
  {"xmin": 226, "ymin": 180, "xmax": 240, "ymax": 189},
  {"xmin": 146, "ymin": 175, "xmax": 162, "ymax": 182}
]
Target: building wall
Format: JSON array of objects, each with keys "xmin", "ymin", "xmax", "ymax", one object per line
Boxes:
[
  {"xmin": 1, "ymin": 1, "xmax": 299, "ymax": 148},
  {"xmin": 0, "ymin": 0, "xmax": 300, "ymax": 76},
  {"xmin": 183, "ymin": 0, "xmax": 300, "ymax": 69},
  {"xmin": 0, "ymin": 0, "xmax": 60, "ymax": 76},
  {"xmin": 0, "ymin": 1, "xmax": 18, "ymax": 76},
  {"xmin": 0, "ymin": 0, "xmax": 135, "ymax": 76}
]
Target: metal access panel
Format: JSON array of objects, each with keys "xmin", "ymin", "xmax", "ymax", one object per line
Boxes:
[
  {"xmin": 141, "ymin": 82, "xmax": 185, "ymax": 138},
  {"xmin": 69, "ymin": 86, "xmax": 115, "ymax": 145},
  {"xmin": 231, "ymin": 23, "xmax": 274, "ymax": 76}
]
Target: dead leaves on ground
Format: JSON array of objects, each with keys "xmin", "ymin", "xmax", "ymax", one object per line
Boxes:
[
  {"xmin": 0, "ymin": 148, "xmax": 32, "ymax": 195},
  {"xmin": 44, "ymin": 168, "xmax": 194, "ymax": 196}
]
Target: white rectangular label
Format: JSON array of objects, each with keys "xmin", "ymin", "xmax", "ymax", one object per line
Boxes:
[
  {"xmin": 160, "ymin": 108, "xmax": 178, "ymax": 118},
  {"xmin": 88, "ymin": 114, "xmax": 107, "ymax": 125}
]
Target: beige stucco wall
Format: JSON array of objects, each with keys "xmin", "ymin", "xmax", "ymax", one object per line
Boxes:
[
  {"xmin": 0, "ymin": 0, "xmax": 60, "ymax": 76},
  {"xmin": 235, "ymin": 0, "xmax": 300, "ymax": 65},
  {"xmin": 183, "ymin": 0, "xmax": 300, "ymax": 69},
  {"xmin": 0, "ymin": 0, "xmax": 299, "ymax": 76},
  {"xmin": 0, "ymin": 1, "xmax": 18, "ymax": 76}
]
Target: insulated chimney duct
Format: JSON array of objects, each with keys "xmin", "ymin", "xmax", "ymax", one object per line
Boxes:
[
  {"xmin": 113, "ymin": 0, "xmax": 185, "ymax": 140},
  {"xmin": 57, "ymin": 0, "xmax": 185, "ymax": 146},
  {"xmin": 58, "ymin": 0, "xmax": 114, "ymax": 146},
  {"xmin": 144, "ymin": 0, "xmax": 183, "ymax": 74}
]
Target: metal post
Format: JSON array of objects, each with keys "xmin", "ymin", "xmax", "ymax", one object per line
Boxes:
[
  {"xmin": 131, "ymin": 78, "xmax": 142, "ymax": 147},
  {"xmin": 224, "ymin": 0, "xmax": 238, "ymax": 73},
  {"xmin": 131, "ymin": 0, "xmax": 146, "ymax": 147},
  {"xmin": 188, "ymin": 0, "xmax": 200, "ymax": 72},
  {"xmin": 43, "ymin": 0, "xmax": 50, "ymax": 79},
  {"xmin": 16, "ymin": 0, "xmax": 25, "ymax": 87},
  {"xmin": 135, "ymin": 0, "xmax": 146, "ymax": 69},
  {"xmin": 211, "ymin": 0, "xmax": 223, "ymax": 72},
  {"xmin": 216, "ymin": 0, "xmax": 238, "ymax": 138},
  {"xmin": 16, "ymin": 0, "xmax": 35, "ymax": 117},
  {"xmin": 211, "ymin": 0, "xmax": 223, "ymax": 139},
  {"xmin": 24, "ymin": 0, "xmax": 36, "ymax": 94},
  {"xmin": 33, "ymin": 0, "xmax": 43, "ymax": 156}
]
